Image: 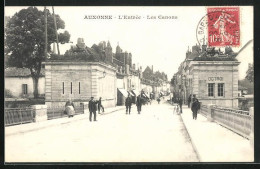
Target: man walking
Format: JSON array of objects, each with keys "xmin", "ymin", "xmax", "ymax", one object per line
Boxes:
[
  {"xmin": 88, "ymin": 97, "xmax": 98, "ymax": 122},
  {"xmin": 178, "ymin": 97, "xmax": 183, "ymax": 114},
  {"xmin": 191, "ymin": 98, "xmax": 200, "ymax": 120},
  {"xmin": 187, "ymin": 94, "xmax": 192, "ymax": 108},
  {"xmin": 136, "ymin": 94, "xmax": 143, "ymax": 114},
  {"xmin": 98, "ymin": 97, "xmax": 105, "ymax": 114},
  {"xmin": 125, "ymin": 94, "xmax": 132, "ymax": 114}
]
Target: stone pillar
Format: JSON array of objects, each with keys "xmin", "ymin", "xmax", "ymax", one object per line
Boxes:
[
  {"xmin": 31, "ymin": 105, "xmax": 48, "ymax": 122},
  {"xmin": 207, "ymin": 104, "xmax": 215, "ymax": 122},
  {"xmin": 249, "ymin": 107, "xmax": 254, "ymax": 148},
  {"xmin": 81, "ymin": 102, "xmax": 89, "ymax": 114}
]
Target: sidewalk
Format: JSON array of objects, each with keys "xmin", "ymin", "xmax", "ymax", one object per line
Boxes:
[
  {"xmin": 180, "ymin": 105, "xmax": 254, "ymax": 162},
  {"xmin": 5, "ymin": 106, "xmax": 125, "ymax": 137}
]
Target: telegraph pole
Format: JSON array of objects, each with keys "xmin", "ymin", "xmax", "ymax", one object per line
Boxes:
[
  {"xmin": 44, "ymin": 6, "xmax": 48, "ymax": 58},
  {"xmin": 52, "ymin": 6, "xmax": 60, "ymax": 55}
]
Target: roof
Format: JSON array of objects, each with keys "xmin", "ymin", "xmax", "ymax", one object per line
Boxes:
[
  {"xmin": 237, "ymin": 40, "xmax": 253, "ymax": 55},
  {"xmin": 5, "ymin": 67, "xmax": 45, "ymax": 77}
]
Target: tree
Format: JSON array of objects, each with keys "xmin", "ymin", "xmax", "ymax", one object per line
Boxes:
[
  {"xmin": 5, "ymin": 7, "xmax": 70, "ymax": 98},
  {"xmin": 245, "ymin": 63, "xmax": 254, "ymax": 83}
]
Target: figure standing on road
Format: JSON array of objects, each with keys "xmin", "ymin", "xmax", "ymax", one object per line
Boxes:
[
  {"xmin": 65, "ymin": 99, "xmax": 75, "ymax": 118},
  {"xmin": 178, "ymin": 97, "xmax": 183, "ymax": 114},
  {"xmin": 191, "ymin": 98, "xmax": 200, "ymax": 120},
  {"xmin": 157, "ymin": 97, "xmax": 161, "ymax": 104},
  {"xmin": 88, "ymin": 97, "xmax": 98, "ymax": 122},
  {"xmin": 98, "ymin": 97, "xmax": 105, "ymax": 114},
  {"xmin": 125, "ymin": 94, "xmax": 132, "ymax": 114},
  {"xmin": 187, "ymin": 94, "xmax": 192, "ymax": 108},
  {"xmin": 136, "ymin": 94, "xmax": 143, "ymax": 114}
]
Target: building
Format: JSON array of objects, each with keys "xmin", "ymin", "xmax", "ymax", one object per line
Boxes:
[
  {"xmin": 44, "ymin": 61, "xmax": 117, "ymax": 108},
  {"xmin": 5, "ymin": 67, "xmax": 45, "ymax": 98},
  {"xmin": 173, "ymin": 44, "xmax": 240, "ymax": 108},
  {"xmin": 236, "ymin": 40, "xmax": 253, "ymax": 80}
]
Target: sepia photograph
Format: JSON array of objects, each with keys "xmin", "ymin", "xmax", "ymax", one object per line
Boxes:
[{"xmin": 4, "ymin": 6, "xmax": 254, "ymax": 162}]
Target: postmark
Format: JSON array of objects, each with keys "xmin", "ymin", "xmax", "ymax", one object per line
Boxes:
[{"xmin": 196, "ymin": 7, "xmax": 240, "ymax": 47}]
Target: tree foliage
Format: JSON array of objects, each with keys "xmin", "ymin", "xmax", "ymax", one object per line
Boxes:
[
  {"xmin": 245, "ymin": 63, "xmax": 254, "ymax": 83},
  {"xmin": 5, "ymin": 7, "xmax": 70, "ymax": 98}
]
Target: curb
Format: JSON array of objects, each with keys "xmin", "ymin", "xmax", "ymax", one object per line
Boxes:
[
  {"xmin": 179, "ymin": 113, "xmax": 201, "ymax": 162},
  {"xmin": 101, "ymin": 107, "xmax": 125, "ymax": 115},
  {"xmin": 6, "ymin": 107, "xmax": 124, "ymax": 137}
]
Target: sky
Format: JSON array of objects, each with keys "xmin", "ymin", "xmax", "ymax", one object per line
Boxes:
[{"xmin": 5, "ymin": 6, "xmax": 253, "ymax": 80}]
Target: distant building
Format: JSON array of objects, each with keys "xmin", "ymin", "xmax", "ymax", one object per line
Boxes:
[
  {"xmin": 5, "ymin": 67, "xmax": 45, "ymax": 98},
  {"xmin": 236, "ymin": 40, "xmax": 253, "ymax": 80}
]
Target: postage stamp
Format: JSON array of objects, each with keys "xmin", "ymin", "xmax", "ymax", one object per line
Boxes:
[
  {"xmin": 196, "ymin": 7, "xmax": 240, "ymax": 47},
  {"xmin": 207, "ymin": 7, "xmax": 240, "ymax": 47}
]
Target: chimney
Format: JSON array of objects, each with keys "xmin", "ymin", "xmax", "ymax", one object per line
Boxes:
[
  {"xmin": 140, "ymin": 66, "xmax": 143, "ymax": 78},
  {"xmin": 133, "ymin": 64, "xmax": 136, "ymax": 70}
]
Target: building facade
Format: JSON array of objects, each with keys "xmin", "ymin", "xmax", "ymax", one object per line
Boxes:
[
  {"xmin": 44, "ymin": 61, "xmax": 117, "ymax": 108},
  {"xmin": 187, "ymin": 61, "xmax": 240, "ymax": 108},
  {"xmin": 173, "ymin": 44, "xmax": 240, "ymax": 108},
  {"xmin": 5, "ymin": 67, "xmax": 45, "ymax": 98}
]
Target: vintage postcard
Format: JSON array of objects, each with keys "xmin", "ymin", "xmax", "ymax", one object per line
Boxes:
[{"xmin": 4, "ymin": 6, "xmax": 254, "ymax": 162}]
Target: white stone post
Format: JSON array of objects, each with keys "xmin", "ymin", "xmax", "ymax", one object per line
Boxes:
[
  {"xmin": 81, "ymin": 102, "xmax": 89, "ymax": 114},
  {"xmin": 249, "ymin": 107, "xmax": 254, "ymax": 148},
  {"xmin": 207, "ymin": 104, "xmax": 215, "ymax": 122},
  {"xmin": 31, "ymin": 105, "xmax": 48, "ymax": 122}
]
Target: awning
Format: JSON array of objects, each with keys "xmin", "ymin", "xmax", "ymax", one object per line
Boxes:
[
  {"xmin": 128, "ymin": 91, "xmax": 134, "ymax": 96},
  {"xmin": 118, "ymin": 88, "xmax": 128, "ymax": 97},
  {"xmin": 142, "ymin": 93, "xmax": 149, "ymax": 98},
  {"xmin": 131, "ymin": 89, "xmax": 140, "ymax": 96}
]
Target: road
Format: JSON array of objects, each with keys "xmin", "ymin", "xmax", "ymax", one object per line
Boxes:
[{"xmin": 5, "ymin": 100, "xmax": 199, "ymax": 162}]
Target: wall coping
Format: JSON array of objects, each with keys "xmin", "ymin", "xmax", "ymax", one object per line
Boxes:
[
  {"xmin": 43, "ymin": 61, "xmax": 117, "ymax": 72},
  {"xmin": 31, "ymin": 105, "xmax": 47, "ymax": 109}
]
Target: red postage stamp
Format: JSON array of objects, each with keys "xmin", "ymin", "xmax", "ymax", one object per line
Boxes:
[{"xmin": 207, "ymin": 7, "xmax": 240, "ymax": 47}]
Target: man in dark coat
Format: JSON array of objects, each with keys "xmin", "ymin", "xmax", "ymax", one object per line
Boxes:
[
  {"xmin": 187, "ymin": 94, "xmax": 192, "ymax": 108},
  {"xmin": 98, "ymin": 97, "xmax": 105, "ymax": 114},
  {"xmin": 191, "ymin": 98, "xmax": 200, "ymax": 120},
  {"xmin": 125, "ymin": 94, "xmax": 132, "ymax": 114},
  {"xmin": 136, "ymin": 95, "xmax": 143, "ymax": 114},
  {"xmin": 88, "ymin": 97, "xmax": 98, "ymax": 121},
  {"xmin": 178, "ymin": 97, "xmax": 183, "ymax": 114}
]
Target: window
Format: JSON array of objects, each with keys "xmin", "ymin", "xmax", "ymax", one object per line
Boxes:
[
  {"xmin": 22, "ymin": 84, "xmax": 28, "ymax": 94},
  {"xmin": 79, "ymin": 82, "xmax": 81, "ymax": 94},
  {"xmin": 62, "ymin": 82, "xmax": 64, "ymax": 94},
  {"xmin": 208, "ymin": 83, "xmax": 214, "ymax": 97},
  {"xmin": 71, "ymin": 82, "xmax": 73, "ymax": 94},
  {"xmin": 218, "ymin": 83, "xmax": 224, "ymax": 97}
]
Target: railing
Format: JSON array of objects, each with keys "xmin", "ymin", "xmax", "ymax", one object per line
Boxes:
[
  {"xmin": 5, "ymin": 107, "xmax": 34, "ymax": 126},
  {"xmin": 213, "ymin": 107, "xmax": 251, "ymax": 138},
  {"xmin": 200, "ymin": 104, "xmax": 208, "ymax": 117},
  {"xmin": 47, "ymin": 105, "xmax": 84, "ymax": 120}
]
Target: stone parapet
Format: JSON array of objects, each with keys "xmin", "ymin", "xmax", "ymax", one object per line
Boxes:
[{"xmin": 31, "ymin": 105, "xmax": 48, "ymax": 122}]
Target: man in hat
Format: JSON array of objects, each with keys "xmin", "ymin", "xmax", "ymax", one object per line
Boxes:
[
  {"xmin": 136, "ymin": 94, "xmax": 143, "ymax": 114},
  {"xmin": 88, "ymin": 96, "xmax": 98, "ymax": 121},
  {"xmin": 191, "ymin": 98, "xmax": 200, "ymax": 120},
  {"xmin": 125, "ymin": 94, "xmax": 132, "ymax": 114},
  {"xmin": 98, "ymin": 97, "xmax": 105, "ymax": 114}
]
